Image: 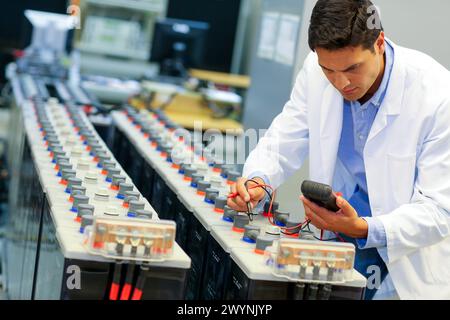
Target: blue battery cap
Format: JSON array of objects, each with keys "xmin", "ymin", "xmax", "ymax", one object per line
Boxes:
[
  {"xmin": 71, "ymin": 195, "xmax": 89, "ymax": 213},
  {"xmin": 204, "ymin": 188, "xmax": 219, "ymax": 204},
  {"xmin": 242, "ymin": 236, "xmax": 256, "ymax": 244},
  {"xmin": 223, "ymin": 216, "xmax": 233, "ymax": 222},
  {"xmin": 275, "ymin": 221, "xmax": 286, "ymax": 227},
  {"xmin": 222, "ymin": 206, "xmax": 238, "ymax": 222}
]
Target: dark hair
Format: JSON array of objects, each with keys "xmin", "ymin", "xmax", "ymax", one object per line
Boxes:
[{"xmin": 308, "ymin": 0, "xmax": 383, "ymax": 52}]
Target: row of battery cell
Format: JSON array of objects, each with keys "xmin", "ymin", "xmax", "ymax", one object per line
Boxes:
[
  {"xmin": 8, "ymin": 81, "xmax": 190, "ymax": 298},
  {"xmin": 22, "ymin": 94, "xmax": 190, "ymax": 268}
]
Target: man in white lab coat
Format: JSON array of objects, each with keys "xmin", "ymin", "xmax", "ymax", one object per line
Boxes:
[{"xmin": 228, "ymin": 0, "xmax": 450, "ymax": 299}]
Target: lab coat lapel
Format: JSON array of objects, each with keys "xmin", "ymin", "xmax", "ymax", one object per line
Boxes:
[
  {"xmin": 366, "ymin": 40, "xmax": 405, "ymax": 145},
  {"xmin": 364, "ymin": 40, "xmax": 405, "ymax": 215},
  {"xmin": 319, "ymin": 84, "xmax": 343, "ymax": 185}
]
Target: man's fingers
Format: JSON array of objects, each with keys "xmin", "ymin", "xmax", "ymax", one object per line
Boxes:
[
  {"xmin": 301, "ymin": 196, "xmax": 331, "ymax": 215},
  {"xmin": 228, "ymin": 177, "xmax": 264, "ymax": 212},
  {"xmin": 304, "ymin": 206, "xmax": 324, "ymax": 229},
  {"xmin": 303, "ymin": 202, "xmax": 316, "ymax": 220},
  {"xmin": 227, "ymin": 197, "xmax": 256, "ymax": 212},
  {"xmin": 227, "ymin": 194, "xmax": 249, "ymax": 211},
  {"xmin": 233, "ymin": 195, "xmax": 249, "ymax": 210},
  {"xmin": 302, "ymin": 199, "xmax": 329, "ymax": 230},
  {"xmin": 236, "ymin": 180, "xmax": 251, "ymax": 202},
  {"xmin": 305, "ymin": 213, "xmax": 327, "ymax": 230},
  {"xmin": 248, "ymin": 188, "xmax": 264, "ymax": 202},
  {"xmin": 306, "ymin": 202, "xmax": 337, "ymax": 225},
  {"xmin": 227, "ymin": 198, "xmax": 245, "ymax": 211},
  {"xmin": 231, "ymin": 177, "xmax": 265, "ymax": 204},
  {"xmin": 336, "ymin": 196, "xmax": 353, "ymax": 216},
  {"xmin": 230, "ymin": 183, "xmax": 237, "ymax": 194},
  {"xmin": 226, "ymin": 198, "xmax": 235, "ymax": 209}
]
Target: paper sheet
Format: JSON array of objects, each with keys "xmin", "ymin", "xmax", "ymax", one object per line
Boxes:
[
  {"xmin": 274, "ymin": 14, "xmax": 300, "ymax": 66},
  {"xmin": 257, "ymin": 12, "xmax": 280, "ymax": 60}
]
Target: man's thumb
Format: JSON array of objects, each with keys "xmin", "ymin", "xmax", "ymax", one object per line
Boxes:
[{"xmin": 336, "ymin": 196, "xmax": 351, "ymax": 213}]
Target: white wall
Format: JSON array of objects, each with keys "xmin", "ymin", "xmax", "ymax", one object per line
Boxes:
[{"xmin": 373, "ymin": 0, "xmax": 450, "ymax": 69}]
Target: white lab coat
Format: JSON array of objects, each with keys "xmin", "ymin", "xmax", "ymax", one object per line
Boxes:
[{"xmin": 243, "ymin": 39, "xmax": 450, "ymax": 299}]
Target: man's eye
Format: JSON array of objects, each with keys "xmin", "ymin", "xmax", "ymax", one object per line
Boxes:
[{"xmin": 347, "ymin": 65, "xmax": 360, "ymax": 72}]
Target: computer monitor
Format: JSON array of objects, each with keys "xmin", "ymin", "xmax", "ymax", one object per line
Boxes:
[{"xmin": 150, "ymin": 18, "xmax": 209, "ymax": 78}]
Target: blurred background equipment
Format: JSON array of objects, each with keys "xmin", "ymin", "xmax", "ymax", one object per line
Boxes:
[
  {"xmin": 150, "ymin": 18, "xmax": 209, "ymax": 80},
  {"xmin": 166, "ymin": 0, "xmax": 242, "ymax": 73},
  {"xmin": 75, "ymin": 0, "xmax": 168, "ymax": 78},
  {"xmin": 15, "ymin": 10, "xmax": 77, "ymax": 79},
  {"xmin": 0, "ymin": 1, "xmax": 68, "ymax": 86}
]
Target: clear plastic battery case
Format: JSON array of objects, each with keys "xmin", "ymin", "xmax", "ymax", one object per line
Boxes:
[
  {"xmin": 268, "ymin": 238, "xmax": 356, "ymax": 284},
  {"xmin": 84, "ymin": 216, "xmax": 176, "ymax": 262}
]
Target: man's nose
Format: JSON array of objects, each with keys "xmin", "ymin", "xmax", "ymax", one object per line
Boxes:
[{"xmin": 334, "ymin": 72, "xmax": 351, "ymax": 90}]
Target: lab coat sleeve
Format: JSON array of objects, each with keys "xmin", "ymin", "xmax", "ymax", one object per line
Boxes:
[
  {"xmin": 242, "ymin": 55, "xmax": 312, "ymax": 189},
  {"xmin": 377, "ymin": 99, "xmax": 450, "ymax": 264}
]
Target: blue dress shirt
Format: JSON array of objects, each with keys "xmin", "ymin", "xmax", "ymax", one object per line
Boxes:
[
  {"xmin": 339, "ymin": 42, "xmax": 394, "ymax": 252},
  {"xmin": 337, "ymin": 41, "xmax": 395, "ymax": 299}
]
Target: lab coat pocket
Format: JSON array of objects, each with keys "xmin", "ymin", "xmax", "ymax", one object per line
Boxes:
[
  {"xmin": 387, "ymin": 153, "xmax": 416, "ymax": 205},
  {"xmin": 423, "ymin": 242, "xmax": 450, "ymax": 284}
]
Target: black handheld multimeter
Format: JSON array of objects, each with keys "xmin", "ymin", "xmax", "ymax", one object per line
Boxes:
[{"xmin": 300, "ymin": 180, "xmax": 340, "ymax": 212}]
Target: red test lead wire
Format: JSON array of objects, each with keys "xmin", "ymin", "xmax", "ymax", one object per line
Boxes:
[
  {"xmin": 231, "ymin": 181, "xmax": 312, "ymax": 235},
  {"xmin": 120, "ymin": 263, "xmax": 135, "ymax": 300},
  {"xmin": 131, "ymin": 289, "xmax": 143, "ymax": 301},
  {"xmin": 109, "ymin": 262, "xmax": 122, "ymax": 300},
  {"xmin": 131, "ymin": 265, "xmax": 149, "ymax": 300},
  {"xmin": 120, "ymin": 284, "xmax": 132, "ymax": 300},
  {"xmin": 229, "ymin": 180, "xmax": 344, "ymax": 241},
  {"xmin": 109, "ymin": 283, "xmax": 120, "ymax": 301}
]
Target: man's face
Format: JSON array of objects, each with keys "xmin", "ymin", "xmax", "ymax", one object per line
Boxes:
[{"xmin": 316, "ymin": 37, "xmax": 385, "ymax": 101}]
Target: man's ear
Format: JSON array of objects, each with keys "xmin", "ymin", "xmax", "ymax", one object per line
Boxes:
[{"xmin": 375, "ymin": 31, "xmax": 385, "ymax": 55}]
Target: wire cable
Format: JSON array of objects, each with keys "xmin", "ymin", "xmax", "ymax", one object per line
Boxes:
[
  {"xmin": 229, "ymin": 180, "xmax": 347, "ymax": 243},
  {"xmin": 230, "ymin": 179, "xmax": 310, "ymax": 231},
  {"xmin": 131, "ymin": 264, "xmax": 150, "ymax": 300},
  {"xmin": 120, "ymin": 262, "xmax": 136, "ymax": 300},
  {"xmin": 109, "ymin": 262, "xmax": 122, "ymax": 300}
]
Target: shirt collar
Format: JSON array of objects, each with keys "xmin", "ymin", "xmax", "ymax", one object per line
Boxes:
[{"xmin": 368, "ymin": 41, "xmax": 395, "ymax": 108}]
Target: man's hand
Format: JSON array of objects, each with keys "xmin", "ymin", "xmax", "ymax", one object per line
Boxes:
[
  {"xmin": 300, "ymin": 195, "xmax": 368, "ymax": 239},
  {"xmin": 227, "ymin": 177, "xmax": 266, "ymax": 212}
]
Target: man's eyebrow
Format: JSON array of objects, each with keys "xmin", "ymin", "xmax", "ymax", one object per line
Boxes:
[{"xmin": 319, "ymin": 63, "xmax": 361, "ymax": 72}]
